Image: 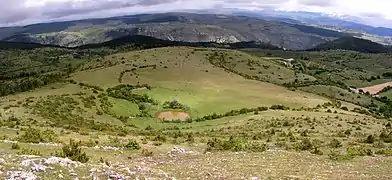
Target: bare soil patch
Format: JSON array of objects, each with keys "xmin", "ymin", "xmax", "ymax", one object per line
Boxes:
[
  {"xmin": 157, "ymin": 111, "xmax": 190, "ymax": 121},
  {"xmin": 358, "ymin": 82, "xmax": 392, "ymax": 94}
]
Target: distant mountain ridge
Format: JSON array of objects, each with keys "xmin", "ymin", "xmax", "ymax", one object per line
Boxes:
[
  {"xmin": 234, "ymin": 10, "xmax": 392, "ymax": 36},
  {"xmin": 309, "ymin": 36, "xmax": 392, "ymax": 53},
  {"xmin": 0, "ymin": 12, "xmax": 348, "ymax": 50}
]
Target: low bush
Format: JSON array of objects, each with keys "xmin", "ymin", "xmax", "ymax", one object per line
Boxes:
[
  {"xmin": 11, "ymin": 143, "xmax": 20, "ymax": 150},
  {"xmin": 206, "ymin": 137, "xmax": 268, "ymax": 152},
  {"xmin": 153, "ymin": 134, "xmax": 167, "ymax": 142},
  {"xmin": 347, "ymin": 146, "xmax": 373, "ymax": 156},
  {"xmin": 328, "ymin": 151, "xmax": 355, "ymax": 161},
  {"xmin": 365, "ymin": 135, "xmax": 376, "ymax": 144},
  {"xmin": 295, "ymin": 138, "xmax": 314, "ymax": 151},
  {"xmin": 17, "ymin": 128, "xmax": 57, "ymax": 143},
  {"xmin": 124, "ymin": 140, "xmax": 141, "ymax": 150},
  {"xmin": 17, "ymin": 148, "xmax": 42, "ymax": 156},
  {"xmin": 379, "ymin": 131, "xmax": 392, "ymax": 143},
  {"xmin": 162, "ymin": 100, "xmax": 189, "ymax": 111},
  {"xmin": 56, "ymin": 139, "xmax": 89, "ymax": 163},
  {"xmin": 245, "ymin": 141, "xmax": 269, "ymax": 152},
  {"xmin": 376, "ymin": 149, "xmax": 392, "ymax": 156},
  {"xmin": 270, "ymin": 105, "xmax": 290, "ymax": 110},
  {"xmin": 329, "ymin": 139, "xmax": 343, "ymax": 148},
  {"xmin": 206, "ymin": 137, "xmax": 245, "ymax": 152},
  {"xmin": 142, "ymin": 149, "xmax": 153, "ymax": 157}
]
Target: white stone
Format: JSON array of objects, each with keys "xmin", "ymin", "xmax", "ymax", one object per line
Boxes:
[
  {"xmin": 89, "ymin": 168, "xmax": 97, "ymax": 174},
  {"xmin": 44, "ymin": 157, "xmax": 82, "ymax": 167},
  {"xmin": 31, "ymin": 164, "xmax": 49, "ymax": 172},
  {"xmin": 7, "ymin": 171, "xmax": 38, "ymax": 180}
]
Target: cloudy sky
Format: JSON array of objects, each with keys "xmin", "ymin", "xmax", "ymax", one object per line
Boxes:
[{"xmin": 1, "ymin": 0, "xmax": 391, "ymax": 27}]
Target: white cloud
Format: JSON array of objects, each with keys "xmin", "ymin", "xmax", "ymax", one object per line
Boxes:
[{"xmin": 0, "ymin": 0, "xmax": 392, "ymax": 27}]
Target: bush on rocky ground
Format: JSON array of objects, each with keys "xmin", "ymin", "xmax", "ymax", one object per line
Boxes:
[
  {"xmin": 56, "ymin": 139, "xmax": 89, "ymax": 163},
  {"xmin": 124, "ymin": 140, "xmax": 141, "ymax": 150}
]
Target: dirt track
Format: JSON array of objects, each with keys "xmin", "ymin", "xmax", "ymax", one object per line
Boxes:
[
  {"xmin": 157, "ymin": 111, "xmax": 190, "ymax": 121},
  {"xmin": 358, "ymin": 82, "xmax": 392, "ymax": 95}
]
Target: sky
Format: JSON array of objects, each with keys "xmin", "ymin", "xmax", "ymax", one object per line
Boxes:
[{"xmin": 1, "ymin": 0, "xmax": 392, "ymax": 27}]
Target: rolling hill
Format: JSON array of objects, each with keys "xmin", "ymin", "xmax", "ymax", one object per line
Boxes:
[{"xmin": 0, "ymin": 12, "xmax": 347, "ymax": 50}]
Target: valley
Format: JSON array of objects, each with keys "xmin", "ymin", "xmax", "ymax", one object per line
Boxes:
[
  {"xmin": 0, "ymin": 34, "xmax": 392, "ymax": 179},
  {"xmin": 0, "ymin": 13, "xmax": 345, "ymax": 50}
]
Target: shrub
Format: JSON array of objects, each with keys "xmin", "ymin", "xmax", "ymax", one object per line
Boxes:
[
  {"xmin": 379, "ymin": 131, "xmax": 392, "ymax": 143},
  {"xmin": 153, "ymin": 134, "xmax": 167, "ymax": 142},
  {"xmin": 153, "ymin": 141, "xmax": 163, "ymax": 146},
  {"xmin": 328, "ymin": 151, "xmax": 355, "ymax": 161},
  {"xmin": 17, "ymin": 128, "xmax": 57, "ymax": 143},
  {"xmin": 295, "ymin": 138, "xmax": 313, "ymax": 151},
  {"xmin": 245, "ymin": 141, "xmax": 269, "ymax": 152},
  {"xmin": 56, "ymin": 139, "xmax": 89, "ymax": 163},
  {"xmin": 365, "ymin": 135, "xmax": 375, "ymax": 144},
  {"xmin": 312, "ymin": 147, "xmax": 323, "ymax": 155},
  {"xmin": 270, "ymin": 105, "xmax": 289, "ymax": 110},
  {"xmin": 17, "ymin": 148, "xmax": 42, "ymax": 156},
  {"xmin": 329, "ymin": 139, "xmax": 343, "ymax": 148},
  {"xmin": 376, "ymin": 149, "xmax": 392, "ymax": 156},
  {"xmin": 347, "ymin": 146, "xmax": 373, "ymax": 157},
  {"xmin": 145, "ymin": 125, "xmax": 153, "ymax": 131},
  {"xmin": 11, "ymin": 143, "xmax": 20, "ymax": 150},
  {"xmin": 206, "ymin": 137, "xmax": 245, "ymax": 152},
  {"xmin": 124, "ymin": 140, "xmax": 141, "ymax": 150},
  {"xmin": 142, "ymin": 149, "xmax": 153, "ymax": 157},
  {"xmin": 186, "ymin": 133, "xmax": 195, "ymax": 143},
  {"xmin": 340, "ymin": 106, "xmax": 349, "ymax": 111},
  {"xmin": 162, "ymin": 100, "xmax": 189, "ymax": 111}
]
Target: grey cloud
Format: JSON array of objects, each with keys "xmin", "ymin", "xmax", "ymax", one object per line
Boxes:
[
  {"xmin": 0, "ymin": 0, "xmax": 389, "ymax": 27},
  {"xmin": 0, "ymin": 0, "xmax": 181, "ymax": 26},
  {"xmin": 297, "ymin": 0, "xmax": 335, "ymax": 6}
]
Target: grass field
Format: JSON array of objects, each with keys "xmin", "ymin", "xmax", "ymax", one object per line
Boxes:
[
  {"xmin": 299, "ymin": 85, "xmax": 378, "ymax": 107},
  {"xmin": 71, "ymin": 47, "xmax": 327, "ymax": 116}
]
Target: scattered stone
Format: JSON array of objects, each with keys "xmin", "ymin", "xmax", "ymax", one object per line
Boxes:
[
  {"xmin": 251, "ymin": 177, "xmax": 259, "ymax": 180},
  {"xmin": 18, "ymin": 155, "xmax": 40, "ymax": 159},
  {"xmin": 44, "ymin": 157, "xmax": 82, "ymax": 167},
  {"xmin": 2, "ymin": 140, "xmax": 18, "ymax": 144},
  {"xmin": 21, "ymin": 159, "xmax": 51, "ymax": 172},
  {"xmin": 92, "ymin": 146, "xmax": 120, "ymax": 151},
  {"xmin": 58, "ymin": 174, "xmax": 64, "ymax": 178},
  {"xmin": 109, "ymin": 173, "xmax": 125, "ymax": 179},
  {"xmin": 159, "ymin": 170, "xmax": 169, "ymax": 178},
  {"xmin": 7, "ymin": 171, "xmax": 37, "ymax": 180},
  {"xmin": 70, "ymin": 172, "xmax": 78, "ymax": 177},
  {"xmin": 168, "ymin": 147, "xmax": 198, "ymax": 155},
  {"xmin": 0, "ymin": 158, "xmax": 5, "ymax": 164},
  {"xmin": 121, "ymin": 167, "xmax": 135, "ymax": 175},
  {"xmin": 89, "ymin": 168, "xmax": 97, "ymax": 174},
  {"xmin": 170, "ymin": 147, "xmax": 186, "ymax": 154},
  {"xmin": 21, "ymin": 159, "xmax": 36, "ymax": 167},
  {"xmin": 31, "ymin": 164, "xmax": 50, "ymax": 172},
  {"xmin": 38, "ymin": 142, "xmax": 61, "ymax": 146},
  {"xmin": 136, "ymin": 166, "xmax": 151, "ymax": 173}
]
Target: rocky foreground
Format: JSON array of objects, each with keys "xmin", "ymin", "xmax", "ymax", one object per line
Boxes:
[
  {"xmin": 1, "ymin": 145, "xmax": 392, "ymax": 180},
  {"xmin": 1, "ymin": 147, "xmax": 197, "ymax": 180}
]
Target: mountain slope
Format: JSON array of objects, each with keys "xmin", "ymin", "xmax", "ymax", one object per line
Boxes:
[
  {"xmin": 235, "ymin": 10, "xmax": 392, "ymax": 36},
  {"xmin": 309, "ymin": 36, "xmax": 392, "ymax": 53},
  {"xmin": 1, "ymin": 12, "xmax": 345, "ymax": 50}
]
